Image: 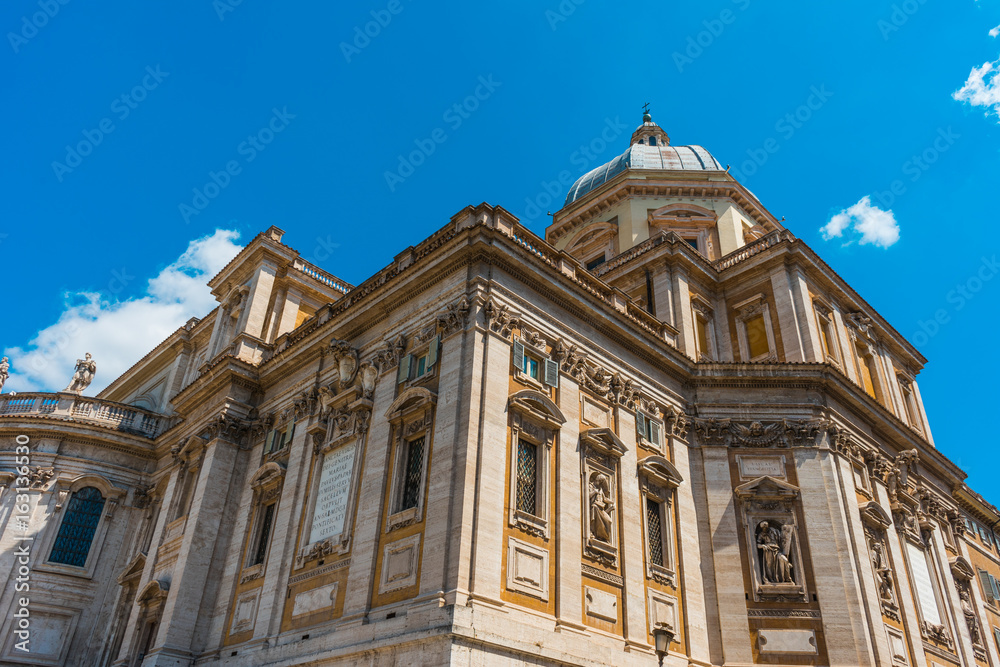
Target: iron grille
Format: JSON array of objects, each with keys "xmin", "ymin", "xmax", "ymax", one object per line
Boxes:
[
  {"xmin": 516, "ymin": 439, "xmax": 537, "ymax": 516},
  {"xmin": 50, "ymin": 486, "xmax": 106, "ymax": 567},
  {"xmin": 646, "ymin": 497, "xmax": 663, "ymax": 567},
  {"xmin": 400, "ymin": 437, "xmax": 425, "ymax": 511},
  {"xmin": 252, "ymin": 503, "xmax": 276, "ymax": 566}
]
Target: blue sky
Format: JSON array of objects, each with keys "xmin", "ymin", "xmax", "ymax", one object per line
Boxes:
[{"xmin": 3, "ymin": 1, "xmax": 999, "ymax": 496}]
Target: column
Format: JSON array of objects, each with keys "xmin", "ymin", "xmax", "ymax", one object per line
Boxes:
[
  {"xmin": 795, "ymin": 447, "xmax": 876, "ymax": 666},
  {"xmin": 555, "ymin": 374, "xmax": 584, "ymax": 631},
  {"xmin": 673, "ymin": 441, "xmax": 712, "ymax": 664},
  {"xmin": 617, "ymin": 410, "xmax": 647, "ymax": 647},
  {"xmin": 702, "ymin": 447, "xmax": 753, "ymax": 664},
  {"xmin": 671, "ymin": 268, "xmax": 697, "ymax": 360},
  {"xmin": 769, "ymin": 267, "xmax": 806, "ymax": 362}
]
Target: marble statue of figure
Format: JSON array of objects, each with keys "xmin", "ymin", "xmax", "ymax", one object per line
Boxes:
[
  {"xmin": 871, "ymin": 541, "xmax": 895, "ymax": 603},
  {"xmin": 0, "ymin": 357, "xmax": 8, "ymax": 393},
  {"xmin": 757, "ymin": 521, "xmax": 794, "ymax": 584},
  {"xmin": 960, "ymin": 587, "xmax": 982, "ymax": 646},
  {"xmin": 65, "ymin": 353, "xmax": 97, "ymax": 394},
  {"xmin": 589, "ymin": 473, "xmax": 615, "ymax": 543}
]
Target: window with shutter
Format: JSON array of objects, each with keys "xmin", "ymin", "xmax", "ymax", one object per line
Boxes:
[
  {"xmin": 513, "ymin": 341, "xmax": 524, "ymax": 374},
  {"xmin": 650, "ymin": 419, "xmax": 662, "ymax": 448},
  {"xmin": 994, "ymin": 627, "xmax": 1000, "ymax": 653},
  {"xmin": 427, "ymin": 335, "xmax": 440, "ymax": 369},
  {"xmin": 636, "ymin": 412, "xmax": 647, "ymax": 439},
  {"xmin": 543, "ymin": 358, "xmax": 559, "ymax": 387},
  {"xmin": 397, "ymin": 354, "xmax": 412, "ymax": 384},
  {"xmin": 980, "ymin": 569, "xmax": 998, "ymax": 603}
]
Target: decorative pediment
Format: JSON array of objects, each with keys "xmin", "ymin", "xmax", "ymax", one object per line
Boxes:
[
  {"xmin": 508, "ymin": 390, "xmax": 566, "ymax": 427},
  {"xmin": 385, "ymin": 386, "xmax": 436, "ymax": 420},
  {"xmin": 859, "ymin": 500, "xmax": 893, "ymax": 530},
  {"xmin": 249, "ymin": 461, "xmax": 286, "ymax": 489},
  {"xmin": 137, "ymin": 579, "xmax": 170, "ymax": 608},
  {"xmin": 638, "ymin": 456, "xmax": 683, "ymax": 489},
  {"xmin": 581, "ymin": 427, "xmax": 627, "ymax": 459},
  {"xmin": 950, "ymin": 556, "xmax": 975, "ymax": 582},
  {"xmin": 117, "ymin": 552, "xmax": 146, "ymax": 586},
  {"xmin": 735, "ymin": 476, "xmax": 800, "ymax": 502}
]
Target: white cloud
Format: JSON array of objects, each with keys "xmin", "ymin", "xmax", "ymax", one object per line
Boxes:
[
  {"xmin": 990, "ymin": 25, "xmax": 1000, "ymax": 38},
  {"xmin": 3, "ymin": 229, "xmax": 242, "ymax": 395},
  {"xmin": 820, "ymin": 196, "xmax": 900, "ymax": 249},
  {"xmin": 953, "ymin": 58, "xmax": 1000, "ymax": 119}
]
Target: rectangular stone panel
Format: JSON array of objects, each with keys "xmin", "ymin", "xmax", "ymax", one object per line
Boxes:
[
  {"xmin": 379, "ymin": 533, "xmax": 420, "ymax": 594},
  {"xmin": 292, "ymin": 582, "xmax": 339, "ymax": 617},
  {"xmin": 905, "ymin": 541, "xmax": 941, "ymax": 625},
  {"xmin": 757, "ymin": 628, "xmax": 817, "ymax": 654},
  {"xmin": 507, "ymin": 536, "xmax": 549, "ymax": 601},
  {"xmin": 585, "ymin": 586, "xmax": 617, "ymax": 622}
]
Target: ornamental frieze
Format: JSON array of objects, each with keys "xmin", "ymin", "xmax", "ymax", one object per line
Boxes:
[
  {"xmin": 436, "ymin": 295, "xmax": 470, "ymax": 337},
  {"xmin": 692, "ymin": 418, "xmax": 824, "ymax": 448}
]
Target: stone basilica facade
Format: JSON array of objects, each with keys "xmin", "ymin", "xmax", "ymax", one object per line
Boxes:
[{"xmin": 3, "ymin": 113, "xmax": 1000, "ymax": 667}]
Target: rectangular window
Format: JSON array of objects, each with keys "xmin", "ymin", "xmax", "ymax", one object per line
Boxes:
[
  {"xmin": 399, "ymin": 436, "xmax": 425, "ymax": 512},
  {"xmin": 250, "ymin": 503, "xmax": 276, "ymax": 566},
  {"xmin": 980, "ymin": 569, "xmax": 1000, "ymax": 604},
  {"xmin": 684, "ymin": 238, "xmax": 699, "ymax": 251},
  {"xmin": 512, "ymin": 340, "xmax": 559, "ymax": 388},
  {"xmin": 266, "ymin": 422, "xmax": 294, "ymax": 454},
  {"xmin": 636, "ymin": 411, "xmax": 663, "ymax": 449},
  {"xmin": 516, "ymin": 439, "xmax": 538, "ymax": 516},
  {"xmin": 586, "ymin": 255, "xmax": 606, "ymax": 271},
  {"xmin": 857, "ymin": 344, "xmax": 877, "ymax": 398},
  {"xmin": 746, "ymin": 314, "xmax": 770, "ymax": 359},
  {"xmin": 397, "ymin": 336, "xmax": 440, "ymax": 384},
  {"xmin": 696, "ymin": 316, "xmax": 711, "ymax": 359},
  {"xmin": 646, "ymin": 497, "xmax": 665, "ymax": 567},
  {"xmin": 994, "ymin": 627, "xmax": 1000, "ymax": 654}
]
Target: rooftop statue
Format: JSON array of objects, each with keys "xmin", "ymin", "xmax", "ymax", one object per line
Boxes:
[{"xmin": 65, "ymin": 353, "xmax": 97, "ymax": 394}]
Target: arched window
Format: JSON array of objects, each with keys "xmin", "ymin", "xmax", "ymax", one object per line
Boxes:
[{"xmin": 49, "ymin": 486, "xmax": 105, "ymax": 567}]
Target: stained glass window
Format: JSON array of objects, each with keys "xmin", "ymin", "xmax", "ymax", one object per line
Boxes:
[{"xmin": 49, "ymin": 486, "xmax": 105, "ymax": 567}]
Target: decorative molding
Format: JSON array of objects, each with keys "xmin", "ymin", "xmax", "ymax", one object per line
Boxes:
[
  {"xmin": 581, "ymin": 564, "xmax": 624, "ymax": 587},
  {"xmin": 692, "ymin": 418, "xmax": 824, "ymax": 448},
  {"xmin": 436, "ymin": 295, "xmax": 470, "ymax": 337},
  {"xmin": 747, "ymin": 608, "xmax": 821, "ymax": 618},
  {"xmin": 288, "ymin": 557, "xmax": 351, "ymax": 585}
]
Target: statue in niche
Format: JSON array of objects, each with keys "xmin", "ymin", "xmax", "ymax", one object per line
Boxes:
[
  {"xmin": 871, "ymin": 540, "xmax": 895, "ymax": 604},
  {"xmin": 588, "ymin": 472, "xmax": 615, "ymax": 543},
  {"xmin": 959, "ymin": 586, "xmax": 982, "ymax": 646},
  {"xmin": 64, "ymin": 353, "xmax": 97, "ymax": 394},
  {"xmin": 756, "ymin": 520, "xmax": 795, "ymax": 584},
  {"xmin": 0, "ymin": 356, "xmax": 8, "ymax": 392}
]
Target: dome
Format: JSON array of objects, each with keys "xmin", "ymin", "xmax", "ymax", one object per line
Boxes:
[{"xmin": 565, "ymin": 143, "xmax": 724, "ymax": 206}]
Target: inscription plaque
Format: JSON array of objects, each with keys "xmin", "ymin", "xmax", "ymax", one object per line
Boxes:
[
  {"xmin": 737, "ymin": 455, "xmax": 786, "ymax": 479},
  {"xmin": 309, "ymin": 441, "xmax": 356, "ymax": 544},
  {"xmin": 905, "ymin": 541, "xmax": 941, "ymax": 625}
]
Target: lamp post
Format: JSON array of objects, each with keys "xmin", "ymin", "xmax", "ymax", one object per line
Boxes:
[{"xmin": 652, "ymin": 624, "xmax": 675, "ymax": 666}]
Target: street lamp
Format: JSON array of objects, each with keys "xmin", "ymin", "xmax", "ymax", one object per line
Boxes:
[{"xmin": 652, "ymin": 624, "xmax": 675, "ymax": 666}]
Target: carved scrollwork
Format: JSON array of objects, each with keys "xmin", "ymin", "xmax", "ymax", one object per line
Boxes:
[
  {"xmin": 920, "ymin": 621, "xmax": 953, "ymax": 649},
  {"xmin": 437, "ymin": 295, "xmax": 470, "ymax": 336},
  {"xmin": 28, "ymin": 467, "xmax": 55, "ymax": 489},
  {"xmin": 374, "ymin": 334, "xmax": 406, "ymax": 372},
  {"xmin": 485, "ymin": 299, "xmax": 520, "ymax": 339}
]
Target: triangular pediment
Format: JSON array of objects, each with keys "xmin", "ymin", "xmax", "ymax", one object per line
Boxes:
[
  {"xmin": 117, "ymin": 552, "xmax": 146, "ymax": 585},
  {"xmin": 581, "ymin": 427, "xmax": 627, "ymax": 458},
  {"xmin": 734, "ymin": 475, "xmax": 800, "ymax": 500}
]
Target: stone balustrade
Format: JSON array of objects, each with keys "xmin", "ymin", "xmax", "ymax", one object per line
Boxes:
[{"xmin": 0, "ymin": 392, "xmax": 164, "ymax": 438}]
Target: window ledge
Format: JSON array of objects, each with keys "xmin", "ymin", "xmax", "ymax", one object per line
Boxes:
[
  {"xmin": 35, "ymin": 562, "xmax": 93, "ymax": 580},
  {"xmin": 648, "ymin": 563, "xmax": 676, "ymax": 588},
  {"xmin": 513, "ymin": 510, "xmax": 548, "ymax": 539},
  {"xmin": 514, "ymin": 370, "xmax": 544, "ymax": 390},
  {"xmin": 637, "ymin": 436, "xmax": 664, "ymax": 455},
  {"xmin": 387, "ymin": 506, "xmax": 420, "ymax": 532}
]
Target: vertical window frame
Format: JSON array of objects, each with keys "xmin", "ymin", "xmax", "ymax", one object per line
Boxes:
[
  {"xmin": 734, "ymin": 295, "xmax": 777, "ymax": 362},
  {"xmin": 638, "ymin": 456, "xmax": 683, "ymax": 587},
  {"xmin": 385, "ymin": 389, "xmax": 436, "ymax": 533}
]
